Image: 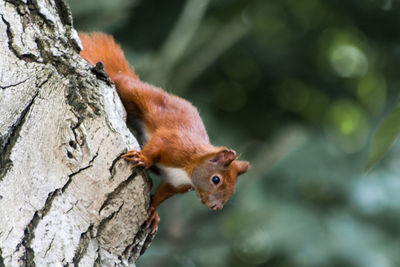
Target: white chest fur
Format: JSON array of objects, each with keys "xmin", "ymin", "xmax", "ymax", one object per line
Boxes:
[{"xmin": 156, "ymin": 164, "xmax": 193, "ymax": 187}]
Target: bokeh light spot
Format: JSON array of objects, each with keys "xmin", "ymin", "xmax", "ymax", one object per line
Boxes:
[
  {"xmin": 324, "ymin": 99, "xmax": 369, "ymax": 153},
  {"xmin": 330, "ymin": 44, "xmax": 368, "ymax": 78}
]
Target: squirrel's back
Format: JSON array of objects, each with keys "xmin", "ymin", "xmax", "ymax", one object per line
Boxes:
[
  {"xmin": 79, "ymin": 32, "xmax": 137, "ymax": 80},
  {"xmin": 79, "ymin": 32, "xmax": 210, "ymax": 145}
]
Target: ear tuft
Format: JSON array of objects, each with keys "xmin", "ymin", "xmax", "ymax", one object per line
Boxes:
[
  {"xmin": 236, "ymin": 160, "xmax": 249, "ymax": 175},
  {"xmin": 210, "ymin": 149, "xmax": 237, "ymax": 166}
]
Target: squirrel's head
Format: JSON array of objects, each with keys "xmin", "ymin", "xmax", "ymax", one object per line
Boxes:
[{"xmin": 191, "ymin": 148, "xmax": 249, "ymax": 210}]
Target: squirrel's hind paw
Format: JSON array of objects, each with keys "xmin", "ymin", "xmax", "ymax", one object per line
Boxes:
[{"xmin": 145, "ymin": 206, "xmax": 160, "ymax": 234}]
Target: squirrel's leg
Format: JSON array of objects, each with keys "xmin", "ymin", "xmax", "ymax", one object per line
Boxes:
[
  {"xmin": 122, "ymin": 136, "xmax": 161, "ymax": 168},
  {"xmin": 146, "ymin": 182, "xmax": 193, "ymax": 233}
]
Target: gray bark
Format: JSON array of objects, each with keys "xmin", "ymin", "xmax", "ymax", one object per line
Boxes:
[{"xmin": 0, "ymin": 0, "xmax": 154, "ymax": 266}]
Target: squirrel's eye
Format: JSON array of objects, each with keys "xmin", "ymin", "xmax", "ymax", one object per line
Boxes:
[{"xmin": 212, "ymin": 175, "xmax": 220, "ymax": 185}]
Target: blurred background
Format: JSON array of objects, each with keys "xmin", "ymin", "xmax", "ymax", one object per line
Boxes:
[{"xmin": 69, "ymin": 0, "xmax": 400, "ymax": 266}]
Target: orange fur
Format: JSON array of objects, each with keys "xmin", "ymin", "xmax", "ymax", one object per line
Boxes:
[
  {"xmin": 79, "ymin": 32, "xmax": 136, "ymax": 79},
  {"xmin": 79, "ymin": 32, "xmax": 213, "ymax": 166},
  {"xmin": 79, "ymin": 32, "xmax": 249, "ymax": 232}
]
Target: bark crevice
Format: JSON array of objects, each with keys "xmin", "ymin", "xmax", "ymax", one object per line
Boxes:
[
  {"xmin": 0, "ymin": 90, "xmax": 39, "ymax": 181},
  {"xmin": 97, "ymin": 202, "xmax": 124, "ymax": 238},
  {"xmin": 16, "ymin": 164, "xmax": 93, "ymax": 265},
  {"xmin": 43, "ymin": 237, "xmax": 54, "ymax": 258},
  {"xmin": 29, "ymin": 0, "xmax": 56, "ymax": 29},
  {"xmin": 108, "ymin": 152, "xmax": 126, "ymax": 176},
  {"xmin": 99, "ymin": 172, "xmax": 139, "ymax": 215},
  {"xmin": 0, "ymin": 247, "xmax": 4, "ymax": 267},
  {"xmin": 0, "ymin": 79, "xmax": 29, "ymax": 90},
  {"xmin": 72, "ymin": 224, "xmax": 93, "ymax": 266},
  {"xmin": 54, "ymin": 0, "xmax": 73, "ymax": 27},
  {"xmin": 0, "ymin": 13, "xmax": 19, "ymax": 59},
  {"xmin": 123, "ymin": 224, "xmax": 156, "ymax": 264}
]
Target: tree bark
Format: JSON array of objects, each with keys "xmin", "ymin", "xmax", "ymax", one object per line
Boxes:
[{"xmin": 0, "ymin": 0, "xmax": 154, "ymax": 266}]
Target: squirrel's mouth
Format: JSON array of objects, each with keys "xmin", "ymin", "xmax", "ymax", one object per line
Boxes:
[
  {"xmin": 199, "ymin": 198, "xmax": 223, "ymax": 210},
  {"xmin": 210, "ymin": 204, "xmax": 223, "ymax": 211},
  {"xmin": 206, "ymin": 200, "xmax": 223, "ymax": 210}
]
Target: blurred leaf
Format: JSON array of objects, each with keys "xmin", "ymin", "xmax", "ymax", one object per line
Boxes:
[{"xmin": 367, "ymin": 104, "xmax": 400, "ymax": 170}]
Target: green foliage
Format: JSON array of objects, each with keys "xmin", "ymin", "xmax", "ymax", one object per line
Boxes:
[
  {"xmin": 69, "ymin": 0, "xmax": 400, "ymax": 266},
  {"xmin": 69, "ymin": 0, "xmax": 138, "ymax": 32},
  {"xmin": 367, "ymin": 104, "xmax": 400, "ymax": 170}
]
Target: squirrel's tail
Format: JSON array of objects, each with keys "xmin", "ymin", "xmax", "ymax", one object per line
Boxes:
[
  {"xmin": 79, "ymin": 32, "xmax": 156, "ymax": 119},
  {"xmin": 79, "ymin": 32, "xmax": 137, "ymax": 81}
]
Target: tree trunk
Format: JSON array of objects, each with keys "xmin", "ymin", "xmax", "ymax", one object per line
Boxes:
[{"xmin": 0, "ymin": 0, "xmax": 154, "ymax": 266}]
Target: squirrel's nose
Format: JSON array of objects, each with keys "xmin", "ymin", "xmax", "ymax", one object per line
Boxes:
[{"xmin": 208, "ymin": 195, "xmax": 223, "ymax": 210}]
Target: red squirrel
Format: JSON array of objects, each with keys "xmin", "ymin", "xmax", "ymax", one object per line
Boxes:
[{"xmin": 79, "ymin": 33, "xmax": 249, "ymax": 233}]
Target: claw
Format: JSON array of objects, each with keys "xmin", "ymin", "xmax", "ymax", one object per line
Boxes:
[
  {"xmin": 122, "ymin": 150, "xmax": 147, "ymax": 168},
  {"xmin": 145, "ymin": 206, "xmax": 160, "ymax": 234}
]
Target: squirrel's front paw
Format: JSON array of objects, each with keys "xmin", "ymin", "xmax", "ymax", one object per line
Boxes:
[
  {"xmin": 145, "ymin": 206, "xmax": 160, "ymax": 234},
  {"xmin": 122, "ymin": 150, "xmax": 148, "ymax": 168}
]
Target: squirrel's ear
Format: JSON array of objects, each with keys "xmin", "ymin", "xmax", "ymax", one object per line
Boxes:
[
  {"xmin": 210, "ymin": 149, "xmax": 236, "ymax": 166},
  {"xmin": 236, "ymin": 160, "xmax": 249, "ymax": 176}
]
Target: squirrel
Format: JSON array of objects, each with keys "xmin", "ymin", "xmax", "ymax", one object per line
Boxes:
[{"xmin": 79, "ymin": 32, "xmax": 249, "ymax": 233}]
